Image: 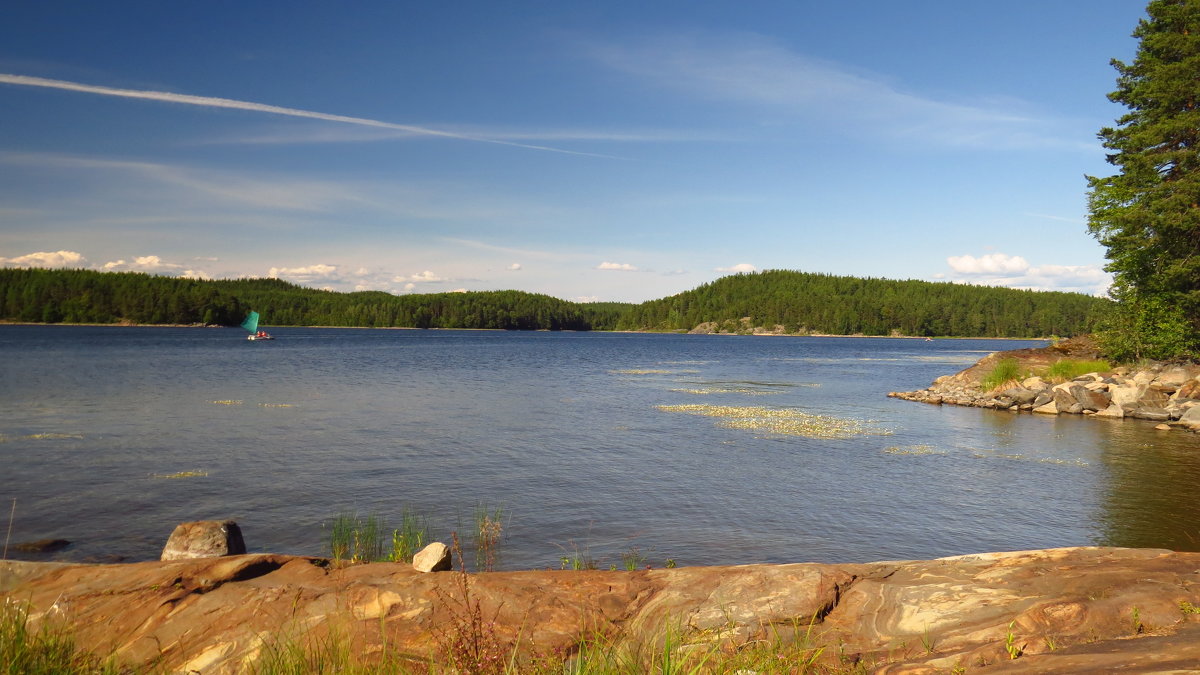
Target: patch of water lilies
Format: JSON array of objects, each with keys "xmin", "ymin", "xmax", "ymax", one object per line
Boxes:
[
  {"xmin": 657, "ymin": 404, "xmax": 892, "ymax": 439},
  {"xmin": 258, "ymin": 403, "xmax": 294, "ymax": 408},
  {"xmin": 211, "ymin": 400, "xmax": 242, "ymax": 405}
]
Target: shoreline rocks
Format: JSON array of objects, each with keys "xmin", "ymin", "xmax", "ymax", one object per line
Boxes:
[
  {"xmin": 889, "ymin": 342, "xmax": 1200, "ymax": 433},
  {"xmin": 6, "ymin": 547, "xmax": 1200, "ymax": 673}
]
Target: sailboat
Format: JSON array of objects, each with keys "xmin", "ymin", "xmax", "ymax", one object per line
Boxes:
[{"xmin": 241, "ymin": 311, "xmax": 275, "ymax": 341}]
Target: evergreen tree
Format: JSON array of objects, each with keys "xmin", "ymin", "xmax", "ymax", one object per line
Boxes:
[{"xmin": 1087, "ymin": 0, "xmax": 1200, "ymax": 360}]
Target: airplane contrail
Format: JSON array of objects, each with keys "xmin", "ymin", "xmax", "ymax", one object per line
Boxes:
[{"xmin": 0, "ymin": 73, "xmax": 614, "ymax": 158}]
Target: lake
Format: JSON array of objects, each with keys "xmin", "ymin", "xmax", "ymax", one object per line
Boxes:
[{"xmin": 1, "ymin": 325, "xmax": 1197, "ymax": 569}]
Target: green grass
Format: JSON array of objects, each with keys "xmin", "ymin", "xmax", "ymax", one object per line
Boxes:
[
  {"xmin": 1044, "ymin": 359, "xmax": 1111, "ymax": 382},
  {"xmin": 0, "ymin": 600, "xmax": 136, "ymax": 675},
  {"xmin": 981, "ymin": 358, "xmax": 1025, "ymax": 391}
]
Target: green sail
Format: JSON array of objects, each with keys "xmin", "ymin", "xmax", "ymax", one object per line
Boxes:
[{"xmin": 240, "ymin": 311, "xmax": 260, "ymax": 334}]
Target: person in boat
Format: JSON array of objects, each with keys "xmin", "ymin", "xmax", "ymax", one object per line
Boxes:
[{"xmin": 257, "ymin": 330, "xmax": 268, "ymax": 338}]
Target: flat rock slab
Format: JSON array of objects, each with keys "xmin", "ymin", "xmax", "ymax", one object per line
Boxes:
[{"xmin": 4, "ymin": 547, "xmax": 1200, "ymax": 673}]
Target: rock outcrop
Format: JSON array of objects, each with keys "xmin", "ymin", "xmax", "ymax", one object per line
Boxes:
[
  {"xmin": 5, "ymin": 547, "xmax": 1200, "ymax": 673},
  {"xmin": 889, "ymin": 339, "xmax": 1200, "ymax": 433}
]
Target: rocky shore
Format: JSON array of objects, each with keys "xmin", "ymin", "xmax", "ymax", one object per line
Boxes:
[
  {"xmin": 889, "ymin": 338, "xmax": 1200, "ymax": 433},
  {"xmin": 6, "ymin": 546, "xmax": 1200, "ymax": 673}
]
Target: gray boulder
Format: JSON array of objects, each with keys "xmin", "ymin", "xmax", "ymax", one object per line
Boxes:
[{"xmin": 161, "ymin": 520, "xmax": 246, "ymax": 561}]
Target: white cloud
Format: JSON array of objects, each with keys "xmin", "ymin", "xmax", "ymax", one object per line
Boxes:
[
  {"xmin": 597, "ymin": 261, "xmax": 638, "ymax": 271},
  {"xmin": 0, "ymin": 250, "xmax": 87, "ymax": 268},
  {"xmin": 397, "ymin": 270, "xmax": 446, "ymax": 283},
  {"xmin": 269, "ymin": 263, "xmax": 340, "ymax": 283},
  {"xmin": 716, "ymin": 263, "xmax": 757, "ymax": 274},
  {"xmin": 943, "ymin": 252, "xmax": 1111, "ymax": 295},
  {"xmin": 507, "ymin": 263, "xmax": 522, "ymax": 271},
  {"xmin": 451, "ymin": 288, "xmax": 468, "ymax": 293},
  {"xmin": 180, "ymin": 269, "xmax": 212, "ymax": 280},
  {"xmin": 103, "ymin": 255, "xmax": 183, "ymax": 272},
  {"xmin": 574, "ymin": 295, "xmax": 600, "ymax": 303},
  {"xmin": 946, "ymin": 253, "xmax": 1029, "ymax": 276}
]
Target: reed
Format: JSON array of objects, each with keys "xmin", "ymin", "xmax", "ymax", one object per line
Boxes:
[
  {"xmin": 327, "ymin": 512, "xmax": 387, "ymax": 563},
  {"xmin": 389, "ymin": 506, "xmax": 429, "ymax": 563},
  {"xmin": 474, "ymin": 503, "xmax": 505, "ymax": 572}
]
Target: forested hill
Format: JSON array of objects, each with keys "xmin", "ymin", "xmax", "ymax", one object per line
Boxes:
[
  {"xmin": 1, "ymin": 267, "xmax": 1107, "ymax": 337},
  {"xmin": 0, "ymin": 268, "xmax": 626, "ymax": 330},
  {"xmin": 615, "ymin": 270, "xmax": 1108, "ymax": 338}
]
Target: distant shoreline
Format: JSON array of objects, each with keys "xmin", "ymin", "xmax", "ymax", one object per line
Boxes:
[{"xmin": 0, "ymin": 320, "xmax": 1052, "ymax": 341}]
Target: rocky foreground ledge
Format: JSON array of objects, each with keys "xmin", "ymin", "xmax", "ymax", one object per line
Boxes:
[
  {"xmin": 6, "ymin": 547, "xmax": 1200, "ymax": 673},
  {"xmin": 889, "ymin": 338, "xmax": 1200, "ymax": 432}
]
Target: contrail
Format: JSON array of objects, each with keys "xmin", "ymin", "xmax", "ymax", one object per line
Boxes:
[{"xmin": 0, "ymin": 73, "xmax": 615, "ymax": 158}]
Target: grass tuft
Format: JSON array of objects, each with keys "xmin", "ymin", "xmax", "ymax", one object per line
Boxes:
[
  {"xmin": 1045, "ymin": 359, "xmax": 1111, "ymax": 382},
  {"xmin": 981, "ymin": 358, "xmax": 1025, "ymax": 391}
]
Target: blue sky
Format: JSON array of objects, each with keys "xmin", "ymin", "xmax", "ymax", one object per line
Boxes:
[{"xmin": 0, "ymin": 1, "xmax": 1144, "ymax": 302}]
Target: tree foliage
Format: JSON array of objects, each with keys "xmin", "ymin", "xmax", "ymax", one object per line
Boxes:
[
  {"xmin": 615, "ymin": 270, "xmax": 1106, "ymax": 338},
  {"xmin": 0, "ymin": 267, "xmax": 1106, "ymax": 338},
  {"xmin": 0, "ymin": 268, "xmax": 624, "ymax": 330},
  {"xmin": 1087, "ymin": 0, "xmax": 1200, "ymax": 360}
]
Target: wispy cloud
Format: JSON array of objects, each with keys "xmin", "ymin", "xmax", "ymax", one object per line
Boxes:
[
  {"xmin": 196, "ymin": 123, "xmax": 718, "ymax": 147},
  {"xmin": 0, "ymin": 73, "xmax": 618, "ymax": 158},
  {"xmin": 587, "ymin": 32, "xmax": 1087, "ymax": 150},
  {"xmin": 0, "ymin": 151, "xmax": 360, "ymax": 212}
]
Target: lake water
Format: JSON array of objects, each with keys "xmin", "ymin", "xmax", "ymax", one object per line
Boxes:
[{"xmin": 2, "ymin": 325, "xmax": 1198, "ymax": 569}]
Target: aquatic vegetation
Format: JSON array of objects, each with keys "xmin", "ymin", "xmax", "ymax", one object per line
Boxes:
[
  {"xmin": 211, "ymin": 400, "xmax": 242, "ymax": 406},
  {"xmin": 884, "ymin": 445, "xmax": 944, "ymax": 456},
  {"xmin": 150, "ymin": 470, "xmax": 208, "ymax": 479},
  {"xmin": 258, "ymin": 403, "xmax": 295, "ymax": 408},
  {"xmin": 327, "ymin": 512, "xmax": 387, "ymax": 563},
  {"xmin": 388, "ymin": 507, "xmax": 429, "ymax": 564},
  {"xmin": 474, "ymin": 503, "xmax": 505, "ymax": 572},
  {"xmin": 658, "ymin": 404, "xmax": 891, "ymax": 439},
  {"xmin": 669, "ymin": 386, "xmax": 777, "ymax": 396},
  {"xmin": 966, "ymin": 450, "xmax": 1088, "ymax": 467},
  {"xmin": 22, "ymin": 433, "xmax": 84, "ymax": 441}
]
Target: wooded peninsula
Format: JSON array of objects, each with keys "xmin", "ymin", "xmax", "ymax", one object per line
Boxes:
[{"xmin": 0, "ymin": 267, "xmax": 1106, "ymax": 338}]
